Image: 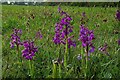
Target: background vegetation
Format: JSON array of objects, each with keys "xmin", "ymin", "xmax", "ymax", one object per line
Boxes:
[{"xmin": 2, "ymin": 3, "xmax": 120, "ymax": 78}]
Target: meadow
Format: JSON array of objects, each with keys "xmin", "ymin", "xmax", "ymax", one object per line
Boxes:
[{"xmin": 2, "ymin": 5, "xmax": 120, "ymax": 78}]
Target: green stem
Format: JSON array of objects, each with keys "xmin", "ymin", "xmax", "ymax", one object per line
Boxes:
[
  {"xmin": 81, "ymin": 47, "xmax": 86, "ymax": 77},
  {"xmin": 32, "ymin": 60, "xmax": 34, "ymax": 78},
  {"xmin": 17, "ymin": 44, "xmax": 22, "ymax": 63},
  {"xmin": 85, "ymin": 58, "xmax": 88, "ymax": 79},
  {"xmin": 59, "ymin": 63, "xmax": 62, "ymax": 78},
  {"xmin": 64, "ymin": 25, "xmax": 69, "ymax": 70},
  {"xmin": 64, "ymin": 39, "xmax": 68, "ymax": 69},
  {"xmin": 58, "ymin": 44, "xmax": 60, "ymax": 59},
  {"xmin": 85, "ymin": 46, "xmax": 89, "ymax": 78},
  {"xmin": 29, "ymin": 60, "xmax": 31, "ymax": 76},
  {"xmin": 52, "ymin": 62, "xmax": 57, "ymax": 78},
  {"xmin": 29, "ymin": 60, "xmax": 33, "ymax": 78},
  {"xmin": 16, "ymin": 44, "xmax": 19, "ymax": 58}
]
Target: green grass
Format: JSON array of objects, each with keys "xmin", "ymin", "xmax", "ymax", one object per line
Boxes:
[{"xmin": 2, "ymin": 5, "xmax": 120, "ymax": 78}]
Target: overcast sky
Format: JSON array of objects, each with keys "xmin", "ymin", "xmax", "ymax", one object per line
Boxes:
[
  {"xmin": 1, "ymin": 0, "xmax": 44, "ymax": 2},
  {"xmin": 1, "ymin": 0, "xmax": 120, "ymax": 2}
]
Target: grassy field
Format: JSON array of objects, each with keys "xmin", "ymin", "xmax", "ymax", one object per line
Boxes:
[{"xmin": 2, "ymin": 5, "xmax": 120, "ymax": 78}]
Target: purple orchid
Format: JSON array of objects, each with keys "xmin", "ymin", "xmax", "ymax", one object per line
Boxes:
[
  {"xmin": 116, "ymin": 10, "xmax": 120, "ymax": 21},
  {"xmin": 10, "ymin": 28, "xmax": 22, "ymax": 48},
  {"xmin": 78, "ymin": 25, "xmax": 95, "ymax": 57},
  {"xmin": 99, "ymin": 43, "xmax": 109, "ymax": 56},
  {"xmin": 53, "ymin": 7, "xmax": 76, "ymax": 48},
  {"xmin": 36, "ymin": 30, "xmax": 42, "ymax": 39},
  {"xmin": 22, "ymin": 40, "xmax": 38, "ymax": 60},
  {"xmin": 82, "ymin": 12, "xmax": 86, "ymax": 17}
]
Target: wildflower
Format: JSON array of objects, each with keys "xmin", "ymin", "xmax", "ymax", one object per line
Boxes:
[
  {"xmin": 78, "ymin": 25, "xmax": 95, "ymax": 56},
  {"xmin": 115, "ymin": 10, "xmax": 120, "ymax": 21},
  {"xmin": 53, "ymin": 7, "xmax": 76, "ymax": 48},
  {"xmin": 22, "ymin": 41, "xmax": 38, "ymax": 60},
  {"xmin": 58, "ymin": 6, "xmax": 61, "ymax": 13},
  {"xmin": 99, "ymin": 43, "xmax": 109, "ymax": 56},
  {"xmin": 10, "ymin": 28, "xmax": 22, "ymax": 48},
  {"xmin": 36, "ymin": 30, "xmax": 42, "ymax": 39},
  {"xmin": 77, "ymin": 54, "xmax": 82, "ymax": 60},
  {"xmin": 82, "ymin": 12, "xmax": 86, "ymax": 17},
  {"xmin": 78, "ymin": 25, "xmax": 95, "ymax": 47},
  {"xmin": 67, "ymin": 36, "xmax": 76, "ymax": 48}
]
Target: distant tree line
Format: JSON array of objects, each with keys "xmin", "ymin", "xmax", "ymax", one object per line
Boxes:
[
  {"xmin": 2, "ymin": 2, "xmax": 120, "ymax": 7},
  {"xmin": 47, "ymin": 2, "xmax": 119, "ymax": 7}
]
